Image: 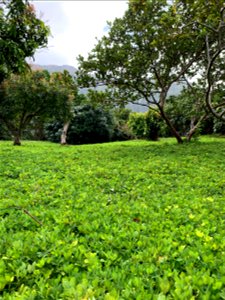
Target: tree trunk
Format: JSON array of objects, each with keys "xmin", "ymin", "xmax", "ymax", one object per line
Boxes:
[
  {"xmin": 60, "ymin": 121, "xmax": 70, "ymax": 145},
  {"xmin": 0, "ymin": 117, "xmax": 22, "ymax": 145},
  {"xmin": 186, "ymin": 118, "xmax": 196, "ymax": 142},
  {"xmin": 158, "ymin": 105, "xmax": 183, "ymax": 144},
  {"xmin": 186, "ymin": 129, "xmax": 196, "ymax": 143},
  {"xmin": 186, "ymin": 115, "xmax": 207, "ymax": 142},
  {"xmin": 13, "ymin": 131, "xmax": 21, "ymax": 146}
]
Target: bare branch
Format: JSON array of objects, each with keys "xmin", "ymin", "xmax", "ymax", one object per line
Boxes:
[{"xmin": 0, "ymin": 206, "xmax": 43, "ymax": 226}]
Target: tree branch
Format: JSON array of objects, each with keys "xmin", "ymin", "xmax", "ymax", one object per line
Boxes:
[{"xmin": 0, "ymin": 206, "xmax": 43, "ymax": 226}]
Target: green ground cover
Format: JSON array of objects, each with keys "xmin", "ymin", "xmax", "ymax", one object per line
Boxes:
[{"xmin": 1, "ymin": 137, "xmax": 225, "ymax": 299}]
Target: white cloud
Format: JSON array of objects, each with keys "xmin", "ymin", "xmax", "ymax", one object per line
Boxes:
[{"xmin": 31, "ymin": 1, "xmax": 128, "ymax": 67}]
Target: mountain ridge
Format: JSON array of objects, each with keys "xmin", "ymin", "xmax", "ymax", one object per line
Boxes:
[{"xmin": 30, "ymin": 64, "xmax": 76, "ymax": 75}]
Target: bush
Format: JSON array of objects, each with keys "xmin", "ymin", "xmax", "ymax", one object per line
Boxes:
[
  {"xmin": 113, "ymin": 107, "xmax": 131, "ymax": 126},
  {"xmin": 68, "ymin": 105, "xmax": 114, "ymax": 144},
  {"xmin": 213, "ymin": 118, "xmax": 225, "ymax": 135},
  {"xmin": 112, "ymin": 108, "xmax": 133, "ymax": 141},
  {"xmin": 128, "ymin": 112, "xmax": 146, "ymax": 139},
  {"xmin": 112, "ymin": 124, "xmax": 134, "ymax": 141},
  {"xmin": 128, "ymin": 110, "xmax": 162, "ymax": 140},
  {"xmin": 0, "ymin": 122, "xmax": 10, "ymax": 140},
  {"xmin": 145, "ymin": 110, "xmax": 162, "ymax": 141},
  {"xmin": 45, "ymin": 105, "xmax": 115, "ymax": 145},
  {"xmin": 44, "ymin": 121, "xmax": 62, "ymax": 143}
]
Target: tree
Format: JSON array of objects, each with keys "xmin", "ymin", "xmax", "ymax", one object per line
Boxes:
[
  {"xmin": 76, "ymin": 0, "xmax": 202, "ymax": 143},
  {"xmin": 0, "ymin": 70, "xmax": 76, "ymax": 145},
  {"xmin": 0, "ymin": 0, "xmax": 50, "ymax": 83},
  {"xmin": 174, "ymin": 0, "xmax": 225, "ymax": 124},
  {"xmin": 77, "ymin": 0, "xmax": 224, "ymax": 143},
  {"xmin": 49, "ymin": 71, "xmax": 78, "ymax": 145}
]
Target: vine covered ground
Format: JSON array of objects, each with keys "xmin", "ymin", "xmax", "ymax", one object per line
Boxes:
[{"xmin": 1, "ymin": 137, "xmax": 225, "ymax": 299}]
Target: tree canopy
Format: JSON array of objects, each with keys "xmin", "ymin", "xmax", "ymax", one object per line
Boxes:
[
  {"xmin": 77, "ymin": 0, "xmax": 225, "ymax": 143},
  {"xmin": 0, "ymin": 70, "xmax": 77, "ymax": 145},
  {"xmin": 0, "ymin": 0, "xmax": 50, "ymax": 83}
]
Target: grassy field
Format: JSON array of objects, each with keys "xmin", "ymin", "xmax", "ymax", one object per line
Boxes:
[{"xmin": 1, "ymin": 136, "xmax": 225, "ymax": 299}]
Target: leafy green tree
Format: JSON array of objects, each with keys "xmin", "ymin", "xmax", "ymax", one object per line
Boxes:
[
  {"xmin": 77, "ymin": 0, "xmax": 225, "ymax": 143},
  {"xmin": 0, "ymin": 0, "xmax": 50, "ymax": 82},
  {"xmin": 174, "ymin": 0, "xmax": 225, "ymax": 124},
  {"xmin": 0, "ymin": 70, "xmax": 76, "ymax": 145},
  {"xmin": 49, "ymin": 71, "xmax": 78, "ymax": 145},
  {"xmin": 85, "ymin": 89, "xmax": 115, "ymax": 109},
  {"xmin": 76, "ymin": 0, "xmax": 207, "ymax": 143}
]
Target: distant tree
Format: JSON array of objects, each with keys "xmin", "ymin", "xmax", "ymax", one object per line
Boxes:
[
  {"xmin": 82, "ymin": 90, "xmax": 133, "ymax": 141},
  {"xmin": 49, "ymin": 71, "xmax": 78, "ymax": 145},
  {"xmin": 0, "ymin": 0, "xmax": 50, "ymax": 83},
  {"xmin": 0, "ymin": 70, "xmax": 76, "ymax": 145}
]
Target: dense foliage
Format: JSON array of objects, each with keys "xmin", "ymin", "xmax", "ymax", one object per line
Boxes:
[
  {"xmin": 45, "ymin": 105, "xmax": 132, "ymax": 145},
  {"xmin": 0, "ymin": 70, "xmax": 76, "ymax": 145},
  {"xmin": 0, "ymin": 0, "xmax": 50, "ymax": 82},
  {"xmin": 77, "ymin": 0, "xmax": 225, "ymax": 143},
  {"xmin": 67, "ymin": 105, "xmax": 114, "ymax": 144},
  {"xmin": 128, "ymin": 110, "xmax": 162, "ymax": 141},
  {"xmin": 1, "ymin": 0, "xmax": 224, "ymax": 144},
  {"xmin": 128, "ymin": 113, "xmax": 146, "ymax": 139},
  {"xmin": 164, "ymin": 88, "xmax": 208, "ymax": 139},
  {"xmin": 1, "ymin": 137, "xmax": 225, "ymax": 298},
  {"xmin": 45, "ymin": 105, "xmax": 115, "ymax": 145}
]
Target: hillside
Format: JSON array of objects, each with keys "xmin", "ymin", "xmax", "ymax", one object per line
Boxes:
[{"xmin": 30, "ymin": 64, "xmax": 76, "ymax": 76}]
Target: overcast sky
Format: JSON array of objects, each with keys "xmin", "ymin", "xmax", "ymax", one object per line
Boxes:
[{"xmin": 30, "ymin": 1, "xmax": 128, "ymax": 67}]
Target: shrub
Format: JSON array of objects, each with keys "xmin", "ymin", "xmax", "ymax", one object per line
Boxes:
[
  {"xmin": 112, "ymin": 108, "xmax": 133, "ymax": 141},
  {"xmin": 145, "ymin": 110, "xmax": 162, "ymax": 141},
  {"xmin": 68, "ymin": 105, "xmax": 114, "ymax": 144},
  {"xmin": 44, "ymin": 121, "xmax": 62, "ymax": 143},
  {"xmin": 128, "ymin": 112, "xmax": 146, "ymax": 139},
  {"xmin": 128, "ymin": 110, "xmax": 162, "ymax": 140},
  {"xmin": 213, "ymin": 118, "xmax": 225, "ymax": 135},
  {"xmin": 0, "ymin": 122, "xmax": 10, "ymax": 140},
  {"xmin": 45, "ymin": 105, "xmax": 115, "ymax": 145}
]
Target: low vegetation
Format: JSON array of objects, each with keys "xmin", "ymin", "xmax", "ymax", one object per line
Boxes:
[{"xmin": 1, "ymin": 136, "xmax": 225, "ymax": 299}]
